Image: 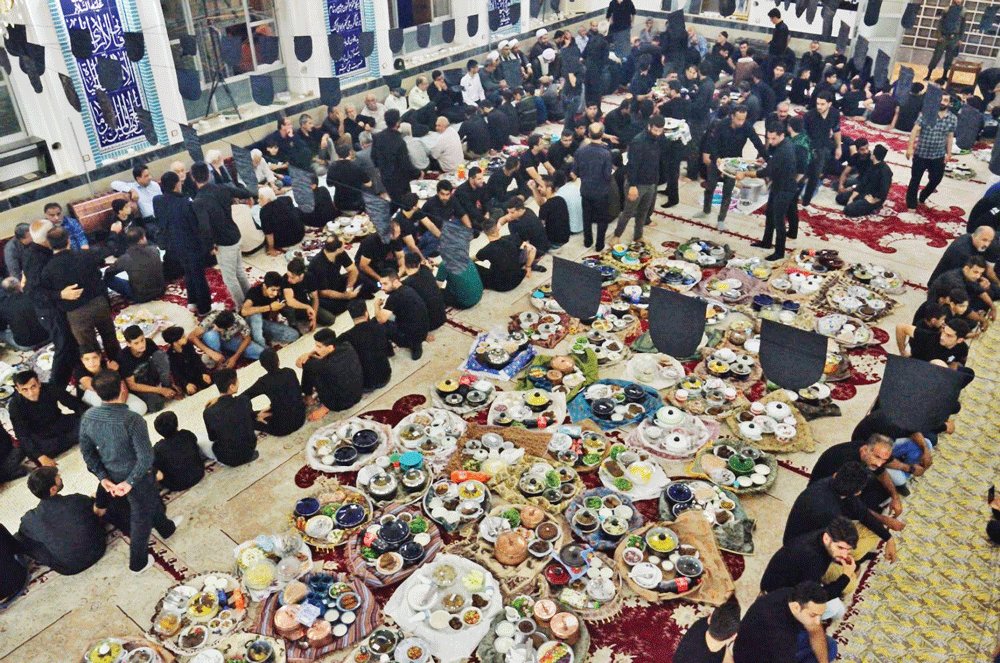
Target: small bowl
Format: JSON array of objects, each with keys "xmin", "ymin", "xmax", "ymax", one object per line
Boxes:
[
  {"xmin": 333, "ymin": 446, "xmax": 359, "ymax": 466},
  {"xmin": 665, "ymin": 482, "xmax": 693, "ymax": 504},
  {"xmin": 295, "ymin": 497, "xmax": 321, "ymax": 518},
  {"xmin": 675, "ymin": 555, "xmax": 704, "ymax": 578}
]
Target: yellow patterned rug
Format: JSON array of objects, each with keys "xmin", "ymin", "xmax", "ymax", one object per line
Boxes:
[{"xmin": 836, "ymin": 325, "xmax": 1000, "ymax": 662}]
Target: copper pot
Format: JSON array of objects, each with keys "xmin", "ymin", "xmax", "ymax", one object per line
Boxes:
[
  {"xmin": 275, "ymin": 604, "xmax": 305, "ymax": 640},
  {"xmin": 546, "ymin": 369, "xmax": 564, "ymax": 385},
  {"xmin": 532, "ymin": 598, "xmax": 558, "ymax": 628},
  {"xmin": 550, "ymin": 611, "xmax": 580, "ymax": 645},
  {"xmin": 519, "ymin": 505, "xmax": 546, "ymax": 530},
  {"xmin": 494, "ymin": 531, "xmax": 529, "ymax": 566},
  {"xmin": 307, "ymin": 619, "xmax": 334, "ymax": 648}
]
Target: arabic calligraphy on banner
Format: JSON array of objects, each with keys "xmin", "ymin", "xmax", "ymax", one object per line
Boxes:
[
  {"xmin": 53, "ymin": 0, "xmax": 147, "ymax": 151},
  {"xmin": 489, "ymin": 0, "xmax": 515, "ymax": 30},
  {"xmin": 328, "ymin": 0, "xmax": 365, "ymax": 76}
]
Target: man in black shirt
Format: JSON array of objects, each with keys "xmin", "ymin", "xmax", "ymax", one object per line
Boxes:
[
  {"xmin": 500, "ymin": 196, "xmax": 549, "ymax": 270},
  {"xmin": 339, "ymin": 300, "xmax": 393, "ymax": 391},
  {"xmin": 459, "ymin": 106, "xmax": 491, "ymax": 157},
  {"xmin": 0, "ymin": 277, "xmax": 49, "ymax": 350},
  {"xmin": 356, "ymin": 226, "xmax": 405, "ymax": 296},
  {"xmin": 898, "ymin": 316, "xmax": 971, "ymax": 368},
  {"xmin": 376, "ymin": 270, "xmax": 430, "ymax": 360},
  {"xmin": 783, "ymin": 461, "xmax": 898, "ymax": 562},
  {"xmin": 698, "ymin": 106, "xmax": 766, "ymax": 229},
  {"xmin": 476, "ymin": 218, "xmax": 536, "ymax": 292},
  {"xmin": 241, "ymin": 348, "xmax": 305, "ymax": 437},
  {"xmin": 767, "ymin": 8, "xmax": 789, "ymax": 61},
  {"xmin": 162, "ymin": 326, "xmax": 211, "ymax": 396},
  {"xmin": 893, "ymin": 83, "xmax": 925, "ymax": 133},
  {"xmin": 836, "ymin": 144, "xmax": 893, "ymax": 217},
  {"xmin": 739, "ymin": 122, "xmax": 799, "ymax": 260},
  {"xmin": 119, "ymin": 325, "xmax": 178, "ymax": 414},
  {"xmin": 308, "ymin": 238, "xmax": 361, "ymax": 318},
  {"xmin": 454, "ymin": 167, "xmax": 491, "ymax": 230},
  {"xmin": 296, "ymin": 328, "xmax": 364, "ymax": 420},
  {"xmin": 17, "ymin": 467, "xmax": 107, "ymax": 575},
  {"xmin": 240, "ymin": 271, "xmax": 302, "ymax": 348},
  {"xmin": 152, "ymin": 411, "xmax": 205, "ymax": 491},
  {"xmin": 402, "ymin": 253, "xmax": 446, "ymax": 332},
  {"xmin": 760, "ymin": 518, "xmax": 859, "ymax": 622},
  {"xmin": 733, "ymin": 582, "xmax": 836, "ymax": 663},
  {"xmin": 810, "ymin": 435, "xmax": 900, "ymax": 513},
  {"xmin": 928, "ymin": 255, "xmax": 995, "ymax": 321},
  {"xmin": 802, "ymin": 92, "xmax": 842, "ymax": 207},
  {"xmin": 800, "ymin": 41, "xmax": 824, "ymax": 84},
  {"xmin": 420, "ymin": 180, "xmax": 471, "ymax": 257},
  {"xmin": 673, "ymin": 602, "xmax": 740, "ymax": 663},
  {"xmin": 204, "ymin": 369, "xmax": 265, "ymax": 466},
  {"xmin": 258, "ymin": 188, "xmax": 305, "ymax": 255},
  {"xmin": 10, "ymin": 369, "xmax": 87, "ymax": 466},
  {"xmin": 485, "ymin": 157, "xmax": 521, "ymax": 209},
  {"xmin": 613, "ymin": 115, "xmax": 664, "ymax": 242},
  {"xmin": 372, "ymin": 109, "xmax": 419, "ymax": 203},
  {"xmin": 326, "ymin": 142, "xmax": 372, "ymax": 213},
  {"xmin": 929, "ymin": 227, "xmax": 998, "ymax": 287}
]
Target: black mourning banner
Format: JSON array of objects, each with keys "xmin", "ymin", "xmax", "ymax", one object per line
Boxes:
[
  {"xmin": 177, "ymin": 68, "xmax": 202, "ymax": 101},
  {"xmin": 294, "ymin": 36, "xmax": 313, "ymax": 62},
  {"xmin": 441, "ymin": 20, "xmax": 456, "ymax": 44},
  {"xmin": 852, "ymin": 35, "xmax": 868, "ymax": 72},
  {"xmin": 363, "ymin": 191, "xmax": 393, "ymax": 242},
  {"xmin": 873, "ymin": 50, "xmax": 890, "ymax": 90},
  {"xmin": 667, "ymin": 10, "xmax": 686, "ymax": 42},
  {"xmin": 179, "ymin": 123, "xmax": 205, "ymax": 163},
  {"xmin": 19, "ymin": 42, "xmax": 44, "ymax": 77},
  {"xmin": 328, "ymin": 33, "xmax": 346, "ymax": 61},
  {"xmin": 319, "ymin": 77, "xmax": 342, "ymax": 107},
  {"xmin": 863, "ymin": 0, "xmax": 882, "ymax": 26},
  {"xmin": 96, "ymin": 56, "xmax": 123, "ymax": 91},
  {"xmin": 124, "ymin": 32, "xmax": 146, "ymax": 62},
  {"xmin": 257, "ymin": 35, "xmax": 279, "ymax": 64},
  {"xmin": 551, "ymin": 257, "xmax": 602, "ymax": 321},
  {"xmin": 467, "ymin": 15, "xmax": 479, "ymax": 38},
  {"xmin": 220, "ymin": 35, "xmax": 243, "ymax": 68},
  {"xmin": 69, "ymin": 27, "xmax": 93, "ymax": 60},
  {"xmin": 488, "ymin": 10, "xmax": 502, "ymax": 32},
  {"xmin": 230, "ymin": 145, "xmax": 259, "ymax": 197},
  {"xmin": 877, "ymin": 356, "xmax": 970, "ymax": 433},
  {"xmin": 836, "ymin": 22, "xmax": 850, "ymax": 52},
  {"xmin": 647, "ymin": 288, "xmax": 707, "ymax": 359},
  {"xmin": 359, "ymin": 32, "xmax": 376, "ymax": 57},
  {"xmin": 250, "ymin": 75, "xmax": 275, "ymax": 106},
  {"xmin": 385, "ymin": 73, "xmax": 403, "ymax": 90},
  {"xmin": 60, "ymin": 73, "xmax": 81, "ymax": 112},
  {"xmin": 5, "ymin": 24, "xmax": 26, "ymax": 57},
  {"xmin": 530, "ymin": 0, "xmax": 543, "ymax": 18},
  {"xmin": 179, "ymin": 34, "xmax": 197, "ymax": 57},
  {"xmin": 720, "ymin": 0, "xmax": 736, "ymax": 17},
  {"xmin": 290, "ymin": 166, "xmax": 315, "ymax": 214},
  {"xmin": 806, "ymin": 0, "xmax": 819, "ymax": 23},
  {"xmin": 794, "ymin": 0, "xmax": 808, "ymax": 19},
  {"xmin": 894, "ymin": 66, "xmax": 914, "ymax": 101},
  {"xmin": 135, "ymin": 107, "xmax": 157, "ymax": 145},
  {"xmin": 417, "ymin": 24, "xmax": 431, "ymax": 49},
  {"xmin": 96, "ymin": 90, "xmax": 118, "ymax": 131},
  {"xmin": 389, "ymin": 28, "xmax": 404, "ymax": 54},
  {"xmin": 901, "ymin": 2, "xmax": 919, "ymax": 29},
  {"xmin": 758, "ymin": 320, "xmax": 827, "ymax": 389},
  {"xmin": 921, "ymin": 84, "xmax": 943, "ymax": 126}
]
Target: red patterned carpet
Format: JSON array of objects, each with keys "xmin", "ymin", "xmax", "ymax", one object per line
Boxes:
[{"xmin": 839, "ymin": 118, "xmax": 911, "ymax": 154}]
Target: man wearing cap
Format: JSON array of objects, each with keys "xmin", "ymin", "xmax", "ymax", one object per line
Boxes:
[
  {"xmin": 836, "ymin": 144, "xmax": 892, "ymax": 218},
  {"xmin": 460, "ymin": 60, "xmax": 486, "ymax": 107},
  {"xmin": 498, "ymin": 41, "xmax": 523, "ymax": 89},
  {"xmin": 532, "ymin": 48, "xmax": 560, "ymax": 85},
  {"xmin": 530, "ymin": 29, "xmax": 551, "ymax": 61}
]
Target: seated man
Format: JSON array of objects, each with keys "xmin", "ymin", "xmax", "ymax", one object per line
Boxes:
[
  {"xmin": 435, "ymin": 219, "xmax": 484, "ymax": 310},
  {"xmin": 42, "ymin": 202, "xmax": 89, "ymax": 251},
  {"xmin": 419, "ymin": 180, "xmax": 470, "ymax": 257},
  {"xmin": 0, "ymin": 425, "xmax": 25, "ymax": 484},
  {"xmin": 307, "ymin": 238, "xmax": 360, "ymax": 320},
  {"xmin": 258, "ymin": 187, "xmax": 305, "ymax": 256},
  {"xmin": 499, "ymin": 196, "xmax": 549, "ymax": 271},
  {"xmin": 475, "ymin": 218, "xmax": 536, "ymax": 292},
  {"xmin": 913, "ymin": 287, "xmax": 972, "ymax": 327},
  {"xmin": 928, "ymin": 255, "xmax": 996, "ymax": 327},
  {"xmin": 454, "ymin": 167, "xmax": 491, "ymax": 230},
  {"xmin": 375, "ymin": 270, "xmax": 430, "ymax": 360},
  {"xmin": 296, "ymin": 328, "xmax": 364, "ymax": 421},
  {"xmin": 733, "ymin": 581, "xmax": 837, "ymax": 663},
  {"xmin": 673, "ymin": 602, "xmax": 740, "ymax": 663},
  {"xmin": 0, "ymin": 277, "xmax": 50, "ymax": 351},
  {"xmin": 203, "ymin": 368, "xmax": 266, "ymax": 467},
  {"xmin": 338, "ymin": 299, "xmax": 393, "ymax": 392},
  {"xmin": 153, "ymin": 411, "xmax": 206, "ymax": 491},
  {"xmin": 162, "ymin": 326, "xmax": 212, "ymax": 396},
  {"xmin": 896, "ymin": 316, "xmax": 971, "ymax": 368},
  {"xmin": 355, "ymin": 223, "xmax": 405, "ymax": 296},
  {"xmin": 104, "ymin": 227, "xmax": 166, "ymax": 303},
  {"xmin": 241, "ymin": 348, "xmax": 306, "ymax": 437},
  {"xmin": 74, "ymin": 345, "xmax": 146, "ymax": 414},
  {"xmin": 783, "ymin": 461, "xmax": 898, "ymax": 563},
  {"xmin": 240, "ymin": 271, "xmax": 301, "ymax": 349},
  {"xmin": 393, "ymin": 194, "xmax": 430, "ymax": 262},
  {"xmin": 189, "ymin": 310, "xmax": 264, "ymax": 369},
  {"xmin": 928, "ymin": 226, "xmax": 998, "ymax": 287},
  {"xmin": 9, "ymin": 370, "xmax": 87, "ymax": 467},
  {"xmin": 484, "ymin": 157, "xmax": 521, "ymax": 209},
  {"xmin": 761, "ymin": 518, "xmax": 859, "ymax": 622},
  {"xmin": 282, "ymin": 258, "xmax": 324, "ymax": 331},
  {"xmin": 810, "ymin": 434, "xmax": 901, "ymax": 515},
  {"xmin": 119, "ymin": 325, "xmax": 179, "ymax": 413},
  {"xmin": 326, "ymin": 143, "xmax": 372, "ymax": 215},
  {"xmin": 1, "ymin": 524, "xmax": 29, "ymax": 602},
  {"xmin": 835, "ymin": 145, "xmax": 891, "ymax": 218},
  {"xmin": 16, "ymin": 467, "xmax": 106, "ymax": 575},
  {"xmin": 401, "ymin": 253, "xmax": 446, "ymax": 333}
]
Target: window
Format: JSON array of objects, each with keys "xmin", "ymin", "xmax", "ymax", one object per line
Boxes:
[
  {"xmin": 161, "ymin": 0, "xmax": 286, "ymax": 119},
  {"xmin": 902, "ymin": 0, "xmax": 1000, "ymax": 60},
  {"xmin": 0, "ymin": 68, "xmax": 26, "ymax": 145},
  {"xmin": 387, "ymin": 0, "xmax": 452, "ymax": 30}
]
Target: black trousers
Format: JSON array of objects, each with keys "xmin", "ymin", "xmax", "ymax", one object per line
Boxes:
[
  {"xmin": 126, "ymin": 472, "xmax": 174, "ymax": 571},
  {"xmin": 660, "ymin": 142, "xmax": 683, "ymax": 204},
  {"xmin": 582, "ymin": 194, "xmax": 610, "ymax": 252},
  {"xmin": 703, "ymin": 164, "xmax": 736, "ymax": 219},
  {"xmin": 762, "ymin": 191, "xmax": 797, "ymax": 253},
  {"xmin": 182, "ymin": 260, "xmax": 211, "ymax": 314},
  {"xmin": 685, "ymin": 123, "xmax": 708, "ymax": 180},
  {"xmin": 906, "ymin": 155, "xmax": 945, "ymax": 208},
  {"xmin": 802, "ymin": 147, "xmax": 831, "ymax": 205}
]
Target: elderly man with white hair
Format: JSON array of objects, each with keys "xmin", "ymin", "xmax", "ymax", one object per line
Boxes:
[
  {"xmin": 363, "ymin": 93, "xmax": 387, "ymax": 132},
  {"xmin": 400, "ymin": 123, "xmax": 431, "ymax": 173},
  {"xmin": 928, "ymin": 225, "xmax": 999, "ymax": 288},
  {"xmin": 170, "ymin": 160, "xmax": 198, "ymax": 198},
  {"xmin": 205, "ymin": 149, "xmax": 234, "ymax": 185},
  {"xmin": 251, "ymin": 148, "xmax": 278, "ymax": 187},
  {"xmin": 430, "ymin": 117, "xmax": 464, "ymax": 173}
]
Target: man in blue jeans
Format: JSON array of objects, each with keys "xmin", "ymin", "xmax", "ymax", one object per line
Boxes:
[
  {"xmin": 189, "ymin": 309, "xmax": 264, "ymax": 369},
  {"xmin": 239, "ymin": 271, "xmax": 301, "ymax": 349}
]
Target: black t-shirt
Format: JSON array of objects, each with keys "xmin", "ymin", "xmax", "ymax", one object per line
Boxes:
[
  {"xmin": 393, "ymin": 209, "xmax": 426, "ymax": 241},
  {"xmin": 0, "ymin": 525, "xmax": 27, "ymax": 601},
  {"xmin": 910, "ymin": 326, "xmax": 968, "ymax": 365},
  {"xmin": 118, "ymin": 343, "xmax": 162, "ymax": 386},
  {"xmin": 404, "ymin": 266, "xmax": 446, "ymax": 330},
  {"xmin": 305, "ymin": 344, "xmax": 364, "ymax": 411},
  {"xmin": 539, "ymin": 196, "xmax": 570, "ymax": 245},
  {"xmin": 282, "ymin": 273, "xmax": 316, "ymax": 305},
  {"xmin": 476, "ymin": 237, "xmax": 524, "ymax": 292},
  {"xmin": 840, "ymin": 89, "xmax": 867, "ymax": 117},
  {"xmin": 245, "ymin": 283, "xmax": 285, "ymax": 321},
  {"xmin": 455, "ymin": 181, "xmax": 490, "ymax": 225},
  {"xmin": 356, "ymin": 234, "xmax": 400, "ymax": 274},
  {"xmin": 421, "ymin": 195, "xmax": 466, "ymax": 230},
  {"xmin": 327, "ymin": 159, "xmax": 371, "ymax": 211},
  {"xmin": 168, "ymin": 343, "xmax": 207, "ymax": 389},
  {"xmin": 308, "ymin": 250, "xmax": 353, "ymax": 291},
  {"xmin": 0, "ymin": 291, "xmax": 48, "ymax": 347},
  {"xmin": 203, "ymin": 395, "xmax": 258, "ymax": 467},
  {"xmin": 508, "ymin": 210, "xmax": 550, "ymax": 255},
  {"xmin": 153, "ymin": 430, "xmax": 205, "ymax": 491},
  {"xmin": 810, "ymin": 440, "xmax": 884, "ymax": 484},
  {"xmin": 673, "ymin": 616, "xmax": 727, "ymax": 663},
  {"xmin": 518, "ymin": 149, "xmax": 542, "ymax": 186},
  {"xmin": 732, "ymin": 588, "xmax": 802, "ymax": 663},
  {"xmin": 243, "ymin": 367, "xmax": 306, "ymax": 436},
  {"xmin": 385, "ymin": 284, "xmax": 430, "ymax": 341},
  {"xmin": 339, "ymin": 320, "xmax": 393, "ymax": 390},
  {"xmin": 260, "ymin": 197, "xmax": 305, "ymax": 249}
]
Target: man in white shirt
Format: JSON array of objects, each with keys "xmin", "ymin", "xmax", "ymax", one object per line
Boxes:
[
  {"xmin": 408, "ymin": 76, "xmax": 431, "ymax": 110},
  {"xmin": 362, "ymin": 93, "xmax": 387, "ymax": 132},
  {"xmin": 111, "ymin": 163, "xmax": 162, "ymax": 221},
  {"xmin": 461, "ymin": 59, "xmax": 486, "ymax": 107},
  {"xmin": 430, "ymin": 116, "xmax": 464, "ymax": 173},
  {"xmin": 401, "ymin": 123, "xmax": 430, "ymax": 172}
]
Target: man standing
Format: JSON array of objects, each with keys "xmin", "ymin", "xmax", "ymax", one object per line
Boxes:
[
  {"xmin": 925, "ymin": 0, "xmax": 966, "ymax": 82},
  {"xmin": 155, "ymin": 171, "xmax": 210, "ymax": 315},
  {"xmin": 605, "ymin": 0, "xmax": 636, "ymax": 60},
  {"xmin": 191, "ymin": 161, "xmax": 253, "ymax": 309},
  {"xmin": 905, "ymin": 91, "xmax": 957, "ymax": 210},
  {"xmin": 572, "ymin": 123, "xmax": 613, "ymax": 250},
  {"xmin": 767, "ymin": 8, "xmax": 789, "ymax": 66},
  {"xmin": 739, "ymin": 122, "xmax": 799, "ymax": 261},
  {"xmin": 802, "ymin": 91, "xmax": 842, "ymax": 207},
  {"xmin": 373, "ymin": 109, "xmax": 419, "ymax": 204},
  {"xmin": 79, "ymin": 371, "xmax": 180, "ymax": 573},
  {"xmin": 697, "ymin": 105, "xmax": 766, "ymax": 230},
  {"xmin": 612, "ymin": 115, "xmax": 663, "ymax": 242}
]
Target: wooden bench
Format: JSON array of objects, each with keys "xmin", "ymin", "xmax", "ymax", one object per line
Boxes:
[{"xmin": 67, "ymin": 191, "xmax": 130, "ymax": 235}]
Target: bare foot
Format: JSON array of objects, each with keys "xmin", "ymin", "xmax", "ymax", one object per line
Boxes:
[
  {"xmin": 427, "ymin": 333, "xmax": 436, "ymax": 342},
  {"xmin": 308, "ymin": 406, "xmax": 330, "ymax": 422}
]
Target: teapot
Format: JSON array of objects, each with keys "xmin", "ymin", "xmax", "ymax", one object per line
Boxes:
[{"xmin": 738, "ymin": 421, "xmax": 762, "ymax": 441}]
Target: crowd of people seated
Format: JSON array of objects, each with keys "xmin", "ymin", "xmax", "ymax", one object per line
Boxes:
[{"xmin": 0, "ymin": 9, "xmax": 998, "ymax": 659}]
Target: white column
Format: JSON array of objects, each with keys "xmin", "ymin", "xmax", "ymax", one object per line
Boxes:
[
  {"xmin": 274, "ymin": 0, "xmax": 328, "ymax": 98},
  {"xmin": 134, "ymin": 0, "xmax": 185, "ymax": 143}
]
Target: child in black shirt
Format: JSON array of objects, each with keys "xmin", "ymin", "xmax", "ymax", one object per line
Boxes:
[
  {"xmin": 153, "ymin": 411, "xmax": 206, "ymax": 492},
  {"xmin": 162, "ymin": 326, "xmax": 211, "ymax": 395}
]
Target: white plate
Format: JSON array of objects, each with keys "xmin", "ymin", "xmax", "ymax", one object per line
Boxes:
[{"xmin": 629, "ymin": 561, "xmax": 663, "ymax": 589}]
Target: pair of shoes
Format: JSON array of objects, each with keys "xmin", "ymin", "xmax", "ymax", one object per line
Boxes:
[
  {"xmin": 787, "ymin": 231, "xmax": 798, "ymax": 239},
  {"xmin": 660, "ymin": 200, "xmax": 679, "ymax": 209},
  {"xmin": 411, "ymin": 343, "xmax": 423, "ymax": 360},
  {"xmin": 692, "ymin": 210, "xmax": 709, "ymax": 219},
  {"xmin": 764, "ymin": 252, "xmax": 784, "ymax": 261},
  {"xmin": 750, "ymin": 241, "xmax": 772, "ymax": 249},
  {"xmin": 131, "ymin": 555, "xmax": 155, "ymax": 575},
  {"xmin": 896, "ymin": 483, "xmax": 911, "ymax": 497},
  {"xmin": 531, "ymin": 264, "xmax": 548, "ymax": 272}
]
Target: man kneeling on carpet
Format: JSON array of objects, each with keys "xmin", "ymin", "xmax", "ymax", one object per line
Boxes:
[
  {"xmin": 834, "ymin": 144, "xmax": 892, "ymax": 218},
  {"xmin": 296, "ymin": 328, "xmax": 364, "ymax": 421}
]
